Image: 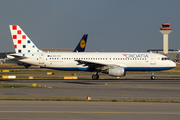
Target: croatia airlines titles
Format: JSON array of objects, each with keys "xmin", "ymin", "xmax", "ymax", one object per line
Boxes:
[{"xmin": 123, "ymin": 54, "xmax": 149, "ymax": 58}]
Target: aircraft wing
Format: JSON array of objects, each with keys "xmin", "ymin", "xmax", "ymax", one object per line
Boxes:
[{"xmin": 75, "ymin": 60, "xmax": 108, "ymax": 69}]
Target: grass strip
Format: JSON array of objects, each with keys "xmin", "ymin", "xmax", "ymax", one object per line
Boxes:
[
  {"xmin": 0, "ymin": 84, "xmax": 29, "ymax": 88},
  {"xmin": 0, "ymin": 97, "xmax": 180, "ymax": 103}
]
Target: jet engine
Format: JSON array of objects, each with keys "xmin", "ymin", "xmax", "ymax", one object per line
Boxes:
[{"xmin": 108, "ymin": 66, "xmax": 126, "ymax": 77}]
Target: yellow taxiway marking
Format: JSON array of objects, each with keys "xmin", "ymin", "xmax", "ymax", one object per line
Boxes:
[{"xmin": 0, "ymin": 111, "xmax": 180, "ymax": 114}]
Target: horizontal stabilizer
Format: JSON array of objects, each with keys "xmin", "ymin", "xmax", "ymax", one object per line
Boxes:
[{"xmin": 7, "ymin": 54, "xmax": 27, "ymax": 60}]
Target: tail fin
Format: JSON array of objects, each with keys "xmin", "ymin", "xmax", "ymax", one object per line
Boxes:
[
  {"xmin": 9, "ymin": 25, "xmax": 42, "ymax": 54},
  {"xmin": 73, "ymin": 34, "xmax": 88, "ymax": 52}
]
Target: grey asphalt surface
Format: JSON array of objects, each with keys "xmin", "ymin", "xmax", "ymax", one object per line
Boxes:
[
  {"xmin": 0, "ymin": 101, "xmax": 180, "ymax": 120},
  {"xmin": 1, "ymin": 74, "xmax": 180, "ymax": 119},
  {"xmin": 1, "ymin": 78, "xmax": 180, "ymax": 100}
]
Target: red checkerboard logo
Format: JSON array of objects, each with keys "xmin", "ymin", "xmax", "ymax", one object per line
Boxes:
[
  {"xmin": 22, "ymin": 35, "xmax": 26, "ymax": 39},
  {"xmin": 12, "ymin": 25, "xmax": 17, "ymax": 30},
  {"xmin": 17, "ymin": 30, "xmax": 21, "ymax": 34},
  {"xmin": 18, "ymin": 40, "xmax": 21, "ymax": 44},
  {"xmin": 13, "ymin": 35, "xmax": 17, "ymax": 39}
]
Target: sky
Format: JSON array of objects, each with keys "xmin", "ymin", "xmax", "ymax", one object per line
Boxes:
[{"xmin": 0, "ymin": 0, "xmax": 180, "ymax": 52}]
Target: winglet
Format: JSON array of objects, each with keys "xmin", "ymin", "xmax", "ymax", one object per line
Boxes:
[{"xmin": 73, "ymin": 34, "xmax": 88, "ymax": 52}]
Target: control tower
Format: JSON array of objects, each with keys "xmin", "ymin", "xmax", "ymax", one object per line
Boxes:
[{"xmin": 159, "ymin": 22, "xmax": 172, "ymax": 54}]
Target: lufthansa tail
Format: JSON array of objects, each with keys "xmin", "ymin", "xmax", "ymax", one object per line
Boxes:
[
  {"xmin": 73, "ymin": 34, "xmax": 88, "ymax": 52},
  {"xmin": 9, "ymin": 25, "xmax": 42, "ymax": 54}
]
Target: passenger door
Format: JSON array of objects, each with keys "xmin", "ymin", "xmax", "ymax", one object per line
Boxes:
[{"xmin": 150, "ymin": 55, "xmax": 156, "ymax": 65}]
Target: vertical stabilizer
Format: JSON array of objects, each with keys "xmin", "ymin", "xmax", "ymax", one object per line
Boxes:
[
  {"xmin": 9, "ymin": 25, "xmax": 42, "ymax": 54},
  {"xmin": 73, "ymin": 34, "xmax": 88, "ymax": 52}
]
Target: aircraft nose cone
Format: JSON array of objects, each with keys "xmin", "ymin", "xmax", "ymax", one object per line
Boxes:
[
  {"xmin": 172, "ymin": 62, "xmax": 176, "ymax": 68},
  {"xmin": 170, "ymin": 61, "xmax": 176, "ymax": 68}
]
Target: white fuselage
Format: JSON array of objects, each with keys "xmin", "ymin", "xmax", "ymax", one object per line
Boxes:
[{"xmin": 8, "ymin": 52, "xmax": 176, "ymax": 71}]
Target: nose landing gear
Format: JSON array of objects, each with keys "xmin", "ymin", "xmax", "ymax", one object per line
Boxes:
[{"xmin": 151, "ymin": 71, "xmax": 155, "ymax": 80}]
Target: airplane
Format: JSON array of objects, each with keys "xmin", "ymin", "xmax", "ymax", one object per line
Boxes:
[
  {"xmin": 16, "ymin": 33, "xmax": 88, "ymax": 68},
  {"xmin": 7, "ymin": 25, "xmax": 176, "ymax": 80}
]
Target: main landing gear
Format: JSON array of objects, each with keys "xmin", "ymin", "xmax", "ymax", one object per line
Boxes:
[
  {"xmin": 92, "ymin": 73, "xmax": 99, "ymax": 80},
  {"xmin": 151, "ymin": 71, "xmax": 155, "ymax": 80}
]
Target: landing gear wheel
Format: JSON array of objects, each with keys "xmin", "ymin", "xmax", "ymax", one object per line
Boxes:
[
  {"xmin": 151, "ymin": 76, "xmax": 155, "ymax": 80},
  {"xmin": 151, "ymin": 71, "xmax": 155, "ymax": 80},
  {"xmin": 92, "ymin": 74, "xmax": 99, "ymax": 80}
]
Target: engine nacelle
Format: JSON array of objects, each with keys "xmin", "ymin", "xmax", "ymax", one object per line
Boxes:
[{"xmin": 108, "ymin": 66, "xmax": 126, "ymax": 77}]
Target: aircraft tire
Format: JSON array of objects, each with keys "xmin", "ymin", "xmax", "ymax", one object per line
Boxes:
[
  {"xmin": 151, "ymin": 76, "xmax": 155, "ymax": 80},
  {"xmin": 92, "ymin": 74, "xmax": 99, "ymax": 80}
]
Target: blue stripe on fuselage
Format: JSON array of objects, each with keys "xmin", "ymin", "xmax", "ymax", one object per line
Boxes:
[
  {"xmin": 124, "ymin": 67, "xmax": 175, "ymax": 71},
  {"xmin": 44, "ymin": 67, "xmax": 175, "ymax": 71},
  {"xmin": 46, "ymin": 67, "xmax": 93, "ymax": 71}
]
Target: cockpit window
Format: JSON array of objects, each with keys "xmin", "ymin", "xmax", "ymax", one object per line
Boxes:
[{"xmin": 162, "ymin": 57, "xmax": 169, "ymax": 60}]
